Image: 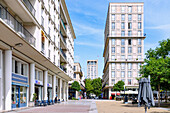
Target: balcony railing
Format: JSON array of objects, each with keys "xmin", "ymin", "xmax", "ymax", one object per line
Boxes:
[
  {"xmin": 61, "ymin": 18, "xmax": 66, "ymax": 30},
  {"xmin": 110, "ymin": 33, "xmax": 145, "ymax": 37},
  {"xmin": 60, "ymin": 65, "xmax": 67, "ymax": 73},
  {"xmin": 60, "ymin": 48, "xmax": 66, "ymax": 59},
  {"xmin": 23, "ymin": 0, "xmax": 36, "ymax": 16},
  {"xmin": 60, "ymin": 31, "xmax": 66, "ymax": 44},
  {"xmin": 0, "ymin": 4, "xmax": 36, "ymax": 47}
]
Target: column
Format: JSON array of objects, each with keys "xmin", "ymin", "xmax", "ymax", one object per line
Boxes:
[
  {"xmin": 30, "ymin": 63, "xmax": 35, "ymax": 101},
  {"xmin": 58, "ymin": 78, "xmax": 62, "ymax": 101},
  {"xmin": 0, "ymin": 50, "xmax": 2, "ymax": 110},
  {"xmin": 43, "ymin": 70, "xmax": 48, "ymax": 101},
  {"xmin": 63, "ymin": 81, "xmax": 66, "ymax": 101},
  {"xmin": 4, "ymin": 50, "xmax": 12, "ymax": 110},
  {"xmin": 66, "ymin": 82, "xmax": 68, "ymax": 101},
  {"xmin": 109, "ymin": 88, "xmax": 111, "ymax": 100},
  {"xmin": 52, "ymin": 75, "xmax": 56, "ymax": 102}
]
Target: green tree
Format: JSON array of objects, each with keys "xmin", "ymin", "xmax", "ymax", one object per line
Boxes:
[
  {"xmin": 91, "ymin": 78, "xmax": 102, "ymax": 97},
  {"xmin": 71, "ymin": 81, "xmax": 81, "ymax": 91},
  {"xmin": 85, "ymin": 79, "xmax": 93, "ymax": 97},
  {"xmin": 140, "ymin": 38, "xmax": 170, "ymax": 106},
  {"xmin": 112, "ymin": 80, "xmax": 125, "ymax": 100}
]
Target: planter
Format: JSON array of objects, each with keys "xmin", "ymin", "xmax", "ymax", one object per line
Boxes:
[{"xmin": 28, "ymin": 101, "xmax": 35, "ymax": 107}]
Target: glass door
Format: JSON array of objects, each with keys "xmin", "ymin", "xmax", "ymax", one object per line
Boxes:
[{"xmin": 16, "ymin": 86, "xmax": 20, "ymax": 107}]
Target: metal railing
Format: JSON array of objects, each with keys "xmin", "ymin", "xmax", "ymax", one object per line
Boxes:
[
  {"xmin": 60, "ymin": 65, "xmax": 67, "ymax": 73},
  {"xmin": 60, "ymin": 48, "xmax": 66, "ymax": 59},
  {"xmin": 60, "ymin": 31, "xmax": 66, "ymax": 44},
  {"xmin": 61, "ymin": 18, "xmax": 66, "ymax": 30},
  {"xmin": 23, "ymin": 0, "xmax": 36, "ymax": 16},
  {"xmin": 0, "ymin": 4, "xmax": 36, "ymax": 47}
]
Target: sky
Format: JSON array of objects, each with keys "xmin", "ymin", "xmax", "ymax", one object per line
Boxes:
[{"xmin": 65, "ymin": 0, "xmax": 170, "ymax": 78}]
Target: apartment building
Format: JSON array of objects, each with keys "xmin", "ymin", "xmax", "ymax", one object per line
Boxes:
[
  {"xmin": 102, "ymin": 3, "xmax": 145, "ymax": 99},
  {"xmin": 69, "ymin": 62, "xmax": 85, "ymax": 99},
  {"xmin": 87, "ymin": 60, "xmax": 98, "ymax": 79},
  {"xmin": 0, "ymin": 0, "xmax": 75, "ymax": 111}
]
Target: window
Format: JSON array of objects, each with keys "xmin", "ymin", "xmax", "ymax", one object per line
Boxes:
[
  {"xmin": 111, "ymin": 55, "xmax": 115, "ymax": 60},
  {"xmin": 138, "ymin": 63, "xmax": 141, "ymax": 70},
  {"xmin": 112, "ymin": 71, "xmax": 115, "ymax": 78},
  {"xmin": 48, "ymin": 27, "xmax": 50, "ymax": 35},
  {"xmin": 41, "ymin": 16, "xmax": 44, "ymax": 27},
  {"xmin": 112, "ymin": 47, "xmax": 115, "ymax": 53},
  {"xmin": 128, "ymin": 63, "xmax": 132, "ymax": 70},
  {"xmin": 128, "ymin": 47, "xmax": 132, "ymax": 53},
  {"xmin": 138, "ymin": 6, "xmax": 142, "ymax": 13},
  {"xmin": 138, "ymin": 47, "xmax": 142, "ymax": 53},
  {"xmin": 74, "ymin": 66, "xmax": 76, "ymax": 71},
  {"xmin": 138, "ymin": 39, "xmax": 142, "ymax": 45},
  {"xmin": 128, "ymin": 55, "xmax": 132, "ymax": 60},
  {"xmin": 121, "ymin": 6, "xmax": 125, "ymax": 12},
  {"xmin": 48, "ymin": 49, "xmax": 51, "ymax": 58},
  {"xmin": 21, "ymin": 64, "xmax": 26, "ymax": 76},
  {"xmin": 121, "ymin": 47, "xmax": 125, "ymax": 53},
  {"xmin": 74, "ymin": 73, "xmax": 76, "ymax": 78},
  {"xmin": 138, "ymin": 30, "xmax": 142, "ymax": 36},
  {"xmin": 121, "ymin": 14, "xmax": 125, "ymax": 21},
  {"xmin": 111, "ymin": 63, "xmax": 115, "ymax": 69},
  {"xmin": 121, "ymin": 63, "xmax": 125, "ymax": 70},
  {"xmin": 128, "ymin": 39, "xmax": 132, "ymax": 45},
  {"xmin": 128, "ymin": 22, "xmax": 132, "ymax": 29},
  {"xmin": 111, "ymin": 14, "xmax": 115, "ymax": 21},
  {"xmin": 128, "ymin": 71, "xmax": 132, "ymax": 77},
  {"xmin": 121, "ymin": 71, "xmax": 125, "ymax": 77},
  {"xmin": 14, "ymin": 61, "xmax": 19, "ymax": 74},
  {"xmin": 128, "ymin": 14, "xmax": 132, "ymax": 21},
  {"xmin": 111, "ymin": 79, "xmax": 115, "ymax": 85},
  {"xmin": 121, "ymin": 31, "xmax": 125, "ymax": 36},
  {"xmin": 138, "ymin": 14, "xmax": 142, "ymax": 21},
  {"xmin": 138, "ymin": 22, "xmax": 142, "ymax": 29},
  {"xmin": 121, "ymin": 79, "xmax": 125, "ymax": 83},
  {"xmin": 112, "ymin": 39, "xmax": 115, "ymax": 45},
  {"xmin": 128, "ymin": 30, "xmax": 132, "ymax": 36},
  {"xmin": 121, "ymin": 55, "xmax": 125, "ymax": 60},
  {"xmin": 128, "ymin": 6, "xmax": 132, "ymax": 13},
  {"xmin": 138, "ymin": 55, "xmax": 142, "ymax": 60},
  {"xmin": 121, "ymin": 39, "xmax": 125, "ymax": 45},
  {"xmin": 112, "ymin": 6, "xmax": 116, "ymax": 13},
  {"xmin": 48, "ymin": 75, "xmax": 52, "ymax": 84},
  {"xmin": 128, "ymin": 79, "xmax": 132, "ymax": 85},
  {"xmin": 112, "ymin": 22, "xmax": 115, "ymax": 29},
  {"xmin": 111, "ymin": 31, "xmax": 115, "ymax": 36},
  {"xmin": 121, "ymin": 22, "xmax": 125, "ymax": 29}
]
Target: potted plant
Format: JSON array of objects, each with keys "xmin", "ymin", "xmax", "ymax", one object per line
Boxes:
[
  {"xmin": 136, "ymin": 58, "xmax": 138, "ymax": 61},
  {"xmin": 33, "ymin": 93, "xmax": 38, "ymax": 106}
]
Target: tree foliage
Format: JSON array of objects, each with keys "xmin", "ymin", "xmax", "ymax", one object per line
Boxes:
[
  {"xmin": 91, "ymin": 78, "xmax": 102, "ymax": 96},
  {"xmin": 112, "ymin": 80, "xmax": 125, "ymax": 92},
  {"xmin": 71, "ymin": 81, "xmax": 81, "ymax": 91},
  {"xmin": 85, "ymin": 79, "xmax": 93, "ymax": 96},
  {"xmin": 140, "ymin": 38, "xmax": 170, "ymax": 106}
]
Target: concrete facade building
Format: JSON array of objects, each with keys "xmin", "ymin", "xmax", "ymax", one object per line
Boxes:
[
  {"xmin": 102, "ymin": 3, "xmax": 145, "ymax": 99},
  {"xmin": 87, "ymin": 60, "xmax": 98, "ymax": 79},
  {"xmin": 69, "ymin": 62, "xmax": 84, "ymax": 99},
  {"xmin": 0, "ymin": 0, "xmax": 75, "ymax": 111}
]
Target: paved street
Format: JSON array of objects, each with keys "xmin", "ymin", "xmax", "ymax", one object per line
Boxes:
[
  {"xmin": 96, "ymin": 100, "xmax": 170, "ymax": 113},
  {"xmin": 5, "ymin": 100, "xmax": 170, "ymax": 113},
  {"xmin": 7, "ymin": 100, "xmax": 97, "ymax": 113}
]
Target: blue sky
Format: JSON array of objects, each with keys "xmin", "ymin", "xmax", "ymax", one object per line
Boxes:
[{"xmin": 66, "ymin": 0, "xmax": 170, "ymax": 78}]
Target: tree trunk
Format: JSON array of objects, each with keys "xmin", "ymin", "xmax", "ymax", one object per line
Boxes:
[
  {"xmin": 165, "ymin": 89, "xmax": 167, "ymax": 103},
  {"xmin": 158, "ymin": 84, "xmax": 160, "ymax": 107}
]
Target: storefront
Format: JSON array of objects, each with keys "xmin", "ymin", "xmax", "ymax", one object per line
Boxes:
[
  {"xmin": 34, "ymin": 69, "xmax": 43, "ymax": 103},
  {"xmin": 47, "ymin": 75, "xmax": 52, "ymax": 104},
  {"xmin": 11, "ymin": 58, "xmax": 28, "ymax": 108}
]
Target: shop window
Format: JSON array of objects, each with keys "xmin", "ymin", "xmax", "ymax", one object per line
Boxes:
[{"xmin": 20, "ymin": 86, "xmax": 27, "ymax": 104}]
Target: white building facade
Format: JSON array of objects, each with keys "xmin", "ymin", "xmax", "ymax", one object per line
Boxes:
[
  {"xmin": 102, "ymin": 3, "xmax": 145, "ymax": 99},
  {"xmin": 87, "ymin": 60, "xmax": 98, "ymax": 79},
  {"xmin": 0, "ymin": 0, "xmax": 75, "ymax": 111}
]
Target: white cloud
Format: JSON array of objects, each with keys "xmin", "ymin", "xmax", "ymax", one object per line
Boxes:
[
  {"xmin": 74, "ymin": 55, "xmax": 80, "ymax": 62},
  {"xmin": 145, "ymin": 24, "xmax": 170, "ymax": 30},
  {"xmin": 75, "ymin": 41, "xmax": 103, "ymax": 48}
]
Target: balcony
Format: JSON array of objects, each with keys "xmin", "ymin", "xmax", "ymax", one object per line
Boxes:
[
  {"xmin": 60, "ymin": 31, "xmax": 66, "ymax": 44},
  {"xmin": 23, "ymin": 0, "xmax": 36, "ymax": 16},
  {"xmin": 4, "ymin": 0, "xmax": 37, "ymax": 24},
  {"xmin": 60, "ymin": 48, "xmax": 66, "ymax": 59},
  {"xmin": 0, "ymin": 4, "xmax": 36, "ymax": 46},
  {"xmin": 60, "ymin": 65, "xmax": 67, "ymax": 73}
]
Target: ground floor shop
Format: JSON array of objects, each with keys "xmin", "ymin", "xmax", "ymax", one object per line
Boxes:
[{"xmin": 0, "ymin": 47, "xmax": 70, "ymax": 111}]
